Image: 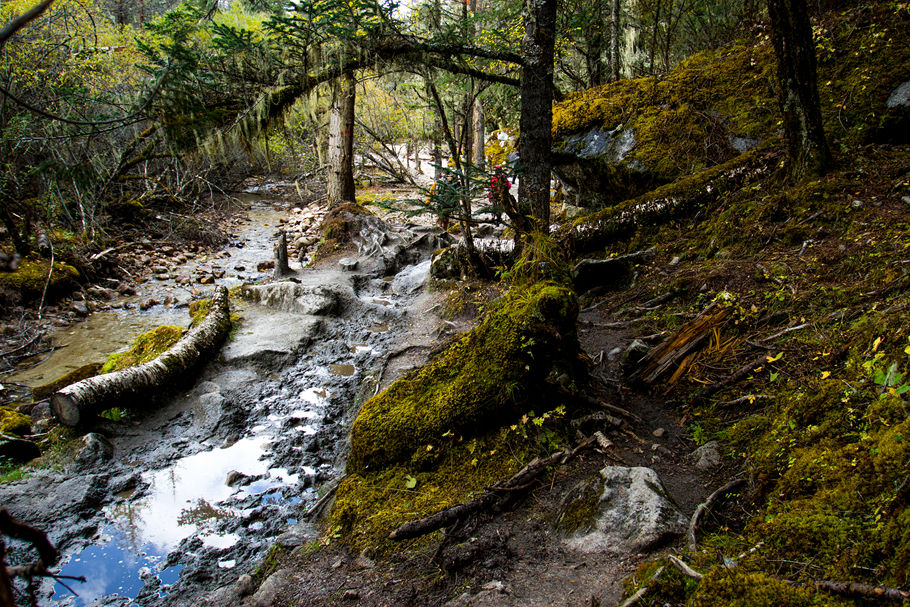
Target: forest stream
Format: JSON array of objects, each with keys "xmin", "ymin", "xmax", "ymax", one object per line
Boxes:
[{"xmin": 1, "ymin": 187, "xmax": 455, "ymax": 606}]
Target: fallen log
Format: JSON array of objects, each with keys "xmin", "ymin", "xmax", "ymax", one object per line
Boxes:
[
  {"xmin": 812, "ymin": 580, "xmax": 910, "ymax": 602},
  {"xmin": 51, "ymin": 286, "xmax": 231, "ymax": 426},
  {"xmin": 389, "ymin": 435, "xmax": 597, "ymax": 541}
]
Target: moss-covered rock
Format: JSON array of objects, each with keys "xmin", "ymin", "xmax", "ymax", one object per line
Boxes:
[
  {"xmin": 100, "ymin": 325, "xmax": 184, "ymax": 374},
  {"xmin": 0, "ymin": 257, "xmax": 79, "ymax": 300},
  {"xmin": 0, "ymin": 408, "xmax": 31, "ymax": 436},
  {"xmin": 348, "ymin": 283, "xmax": 579, "ymax": 473},
  {"xmin": 552, "ymin": 43, "xmax": 776, "ymax": 207}
]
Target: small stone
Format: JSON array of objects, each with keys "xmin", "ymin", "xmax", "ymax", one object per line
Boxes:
[
  {"xmin": 652, "ymin": 427, "xmax": 666, "ymax": 438},
  {"xmin": 257, "ymin": 260, "xmax": 275, "ymax": 272},
  {"xmin": 234, "ymin": 265, "xmax": 246, "ymax": 272},
  {"xmin": 199, "ymin": 275, "xmax": 215, "ymax": 285},
  {"xmin": 139, "ymin": 299, "xmax": 159, "ymax": 311},
  {"xmin": 339, "ymin": 258, "xmax": 359, "ymax": 272},
  {"xmin": 71, "ymin": 301, "xmax": 90, "ymax": 316},
  {"xmin": 902, "ymin": 196, "xmax": 910, "ymax": 206},
  {"xmin": 342, "ymin": 590, "xmax": 360, "ymax": 600},
  {"xmin": 851, "ymin": 199, "xmax": 864, "ymax": 209},
  {"xmin": 691, "ymin": 440, "xmax": 722, "ymax": 471},
  {"xmin": 331, "ymin": 557, "xmax": 344, "ymax": 569},
  {"xmin": 236, "ymin": 574, "xmax": 256, "ymax": 597},
  {"xmin": 225, "ymin": 470, "xmax": 246, "ymax": 487},
  {"xmin": 669, "ymin": 255, "xmax": 681, "ymax": 265},
  {"xmin": 482, "ymin": 580, "xmax": 508, "ymax": 593}
]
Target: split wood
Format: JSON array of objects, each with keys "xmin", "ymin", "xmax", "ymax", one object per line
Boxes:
[
  {"xmin": 631, "ymin": 303, "xmax": 731, "ymax": 385},
  {"xmin": 389, "ymin": 435, "xmax": 598, "ymax": 541}
]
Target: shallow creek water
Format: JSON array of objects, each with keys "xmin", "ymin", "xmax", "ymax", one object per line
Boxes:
[{"xmin": 3, "ymin": 193, "xmax": 446, "ymax": 606}]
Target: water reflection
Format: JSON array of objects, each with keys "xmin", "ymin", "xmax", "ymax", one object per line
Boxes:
[{"xmin": 51, "ymin": 530, "xmax": 183, "ymax": 606}]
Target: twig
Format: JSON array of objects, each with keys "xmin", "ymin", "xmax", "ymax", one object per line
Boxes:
[
  {"xmin": 688, "ymin": 354, "xmax": 768, "ymax": 406},
  {"xmin": 618, "ymin": 565, "xmax": 665, "ymax": 607},
  {"xmin": 810, "ymin": 579, "xmax": 910, "ymax": 602},
  {"xmin": 759, "ymin": 322, "xmax": 810, "ymax": 343},
  {"xmin": 599, "ymin": 401, "xmax": 644, "ymax": 424},
  {"xmin": 37, "ymin": 236, "xmax": 55, "ymax": 321},
  {"xmin": 668, "ymin": 555, "xmax": 704, "ymax": 580},
  {"xmin": 720, "ymin": 394, "xmax": 770, "ymax": 406},
  {"xmin": 686, "ymin": 479, "xmax": 747, "ymax": 551}
]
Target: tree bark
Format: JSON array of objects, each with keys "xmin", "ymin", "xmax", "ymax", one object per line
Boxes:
[
  {"xmin": 473, "ymin": 97, "xmax": 485, "ymax": 168},
  {"xmin": 518, "ymin": 0, "xmax": 557, "ymax": 232},
  {"xmin": 274, "ymin": 231, "xmax": 292, "ymax": 277},
  {"xmin": 611, "ymin": 0, "xmax": 621, "ymax": 81},
  {"xmin": 327, "ymin": 73, "xmax": 357, "ymax": 206},
  {"xmin": 51, "ymin": 286, "xmax": 232, "ymax": 427},
  {"xmin": 767, "ymin": 0, "xmax": 831, "ymax": 178}
]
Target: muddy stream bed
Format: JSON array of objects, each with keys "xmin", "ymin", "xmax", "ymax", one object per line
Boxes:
[{"xmin": 2, "ymin": 191, "xmax": 454, "ymax": 606}]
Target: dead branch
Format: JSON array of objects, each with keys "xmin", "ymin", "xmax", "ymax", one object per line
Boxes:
[
  {"xmin": 686, "ymin": 478, "xmax": 746, "ymax": 551},
  {"xmin": 688, "ymin": 354, "xmax": 768, "ymax": 405},
  {"xmin": 668, "ymin": 555, "xmax": 704, "ymax": 580},
  {"xmin": 0, "ymin": 0, "xmax": 55, "ymax": 49},
  {"xmin": 389, "ymin": 436, "xmax": 597, "ymax": 541},
  {"xmin": 599, "ymin": 401, "xmax": 644, "ymax": 424},
  {"xmin": 759, "ymin": 322, "xmax": 810, "ymax": 343},
  {"xmin": 618, "ymin": 565, "xmax": 665, "ymax": 607},
  {"xmin": 811, "ymin": 579, "xmax": 910, "ymax": 602},
  {"xmin": 720, "ymin": 394, "xmax": 770, "ymax": 406}
]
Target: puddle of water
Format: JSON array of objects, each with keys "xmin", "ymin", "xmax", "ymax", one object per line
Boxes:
[
  {"xmin": 328, "ymin": 363, "xmax": 356, "ymax": 377},
  {"xmin": 50, "ymin": 529, "xmax": 180, "ymax": 606},
  {"xmin": 368, "ymin": 323, "xmax": 389, "ymax": 333},
  {"xmin": 106, "ymin": 436, "xmax": 272, "ymax": 554}
]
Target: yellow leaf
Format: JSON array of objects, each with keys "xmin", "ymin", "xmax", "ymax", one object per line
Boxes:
[
  {"xmin": 873, "ymin": 337, "xmax": 882, "ymax": 352},
  {"xmin": 821, "ymin": 371, "xmax": 831, "ymax": 379}
]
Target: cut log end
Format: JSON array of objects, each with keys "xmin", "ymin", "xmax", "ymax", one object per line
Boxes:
[{"xmin": 50, "ymin": 392, "xmax": 81, "ymax": 427}]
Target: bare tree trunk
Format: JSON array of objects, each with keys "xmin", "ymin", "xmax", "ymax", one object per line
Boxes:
[
  {"xmin": 611, "ymin": 0, "xmax": 621, "ymax": 81},
  {"xmin": 585, "ymin": 1, "xmax": 606, "ymax": 87},
  {"xmin": 649, "ymin": 0, "xmax": 662, "ymax": 75},
  {"xmin": 767, "ymin": 0, "xmax": 831, "ymax": 178},
  {"xmin": 473, "ymin": 98, "xmax": 485, "ymax": 167},
  {"xmin": 51, "ymin": 286, "xmax": 232, "ymax": 427},
  {"xmin": 327, "ymin": 73, "xmax": 357, "ymax": 206},
  {"xmin": 519, "ymin": 0, "xmax": 557, "ymax": 232}
]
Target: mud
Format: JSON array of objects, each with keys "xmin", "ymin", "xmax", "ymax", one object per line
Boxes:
[{"xmin": 0, "ymin": 192, "xmax": 459, "ymax": 607}]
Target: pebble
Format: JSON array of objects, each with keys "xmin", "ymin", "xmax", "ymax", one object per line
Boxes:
[
  {"xmin": 652, "ymin": 427, "xmax": 666, "ymax": 438},
  {"xmin": 343, "ymin": 590, "xmax": 360, "ymax": 600}
]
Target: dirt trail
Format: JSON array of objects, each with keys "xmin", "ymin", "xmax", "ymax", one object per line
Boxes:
[{"xmin": 256, "ymin": 294, "xmax": 725, "ymax": 607}]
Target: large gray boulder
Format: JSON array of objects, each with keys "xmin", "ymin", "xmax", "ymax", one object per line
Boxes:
[
  {"xmin": 241, "ymin": 282, "xmax": 340, "ymax": 316},
  {"xmin": 560, "ymin": 466, "xmax": 687, "ymax": 554}
]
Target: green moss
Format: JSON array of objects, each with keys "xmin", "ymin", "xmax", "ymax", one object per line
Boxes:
[
  {"xmin": 330, "ymin": 427, "xmax": 544, "ymax": 553},
  {"xmin": 189, "ymin": 299, "xmax": 212, "ymax": 328},
  {"xmin": 100, "ymin": 325, "xmax": 184, "ymax": 374},
  {"xmin": 32, "ymin": 363, "xmax": 102, "ymax": 400},
  {"xmin": 689, "ymin": 570, "xmax": 818, "ymax": 606},
  {"xmin": 347, "ymin": 283, "xmax": 578, "ymax": 472},
  {"xmin": 0, "ymin": 257, "xmax": 79, "ymax": 299},
  {"xmin": 552, "ymin": 43, "xmax": 777, "ymax": 183},
  {"xmin": 556, "ymin": 475, "xmax": 604, "ymax": 534},
  {"xmin": 0, "ymin": 408, "xmax": 31, "ymax": 436}
]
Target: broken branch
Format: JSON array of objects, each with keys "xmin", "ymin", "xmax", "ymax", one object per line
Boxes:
[
  {"xmin": 389, "ymin": 436, "xmax": 597, "ymax": 541},
  {"xmin": 686, "ymin": 478, "xmax": 747, "ymax": 551}
]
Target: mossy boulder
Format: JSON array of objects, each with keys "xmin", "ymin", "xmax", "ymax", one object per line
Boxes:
[
  {"xmin": 347, "ymin": 283, "xmax": 579, "ymax": 473},
  {"xmin": 0, "ymin": 408, "xmax": 31, "ymax": 436},
  {"xmin": 552, "ymin": 43, "xmax": 776, "ymax": 208},
  {"xmin": 689, "ymin": 570, "xmax": 816, "ymax": 607},
  {"xmin": 0, "ymin": 257, "xmax": 79, "ymax": 301},
  {"xmin": 100, "ymin": 325, "xmax": 184, "ymax": 374}
]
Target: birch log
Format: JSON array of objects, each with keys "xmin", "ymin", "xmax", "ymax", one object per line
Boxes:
[{"xmin": 51, "ymin": 286, "xmax": 231, "ymax": 426}]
